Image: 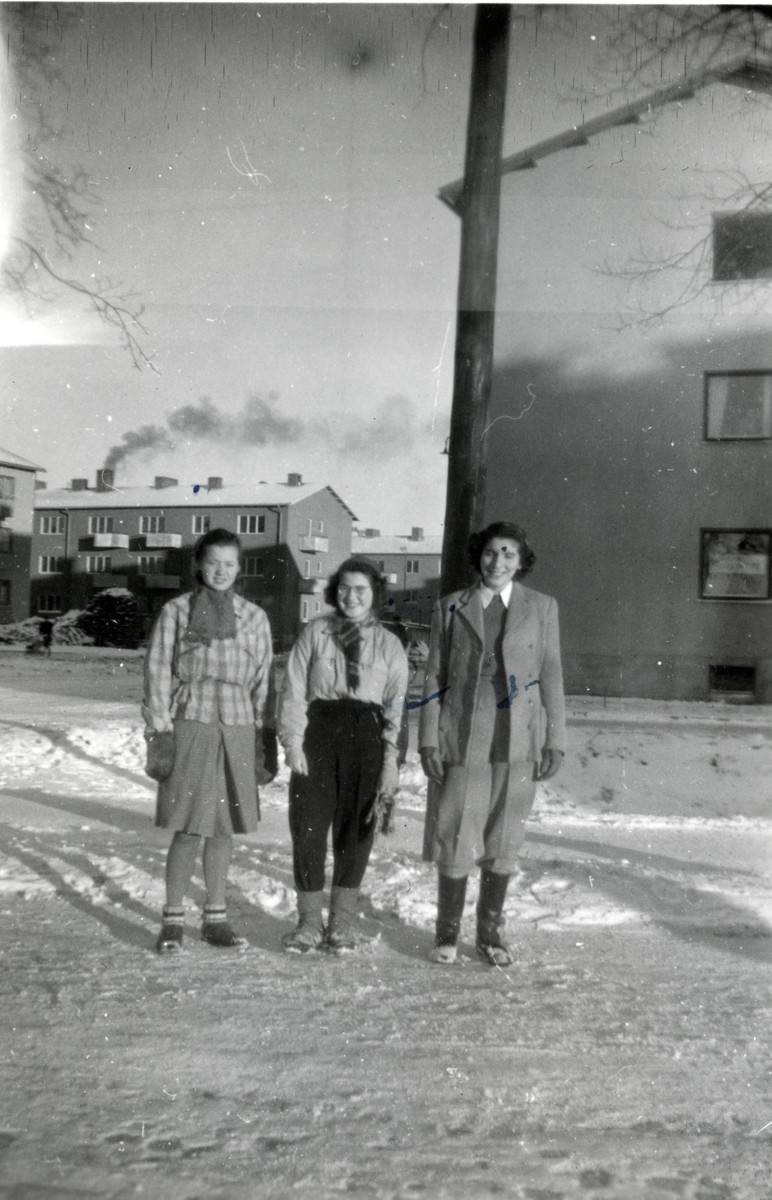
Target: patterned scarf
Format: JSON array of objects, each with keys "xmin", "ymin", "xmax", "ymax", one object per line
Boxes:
[
  {"xmin": 185, "ymin": 585, "xmax": 237, "ymax": 646},
  {"xmin": 331, "ymin": 612, "xmax": 376, "ymax": 691}
]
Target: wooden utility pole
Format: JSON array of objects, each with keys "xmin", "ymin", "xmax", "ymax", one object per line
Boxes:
[{"xmin": 440, "ymin": 4, "xmax": 511, "ymax": 595}]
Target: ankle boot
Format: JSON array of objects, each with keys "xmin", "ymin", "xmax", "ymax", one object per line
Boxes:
[
  {"xmin": 326, "ymin": 886, "xmax": 359, "ymax": 951},
  {"xmin": 429, "ymin": 874, "xmax": 468, "ymax": 964},
  {"xmin": 283, "ymin": 890, "xmax": 325, "ymax": 953},
  {"xmin": 476, "ymin": 869, "xmax": 514, "ymax": 967}
]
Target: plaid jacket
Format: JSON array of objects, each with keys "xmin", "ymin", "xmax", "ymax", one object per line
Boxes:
[{"xmin": 142, "ymin": 591, "xmax": 273, "ymax": 734}]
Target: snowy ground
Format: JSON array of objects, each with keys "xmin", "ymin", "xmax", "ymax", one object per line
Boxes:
[{"xmin": 1, "ymin": 648, "xmax": 771, "ymax": 1200}]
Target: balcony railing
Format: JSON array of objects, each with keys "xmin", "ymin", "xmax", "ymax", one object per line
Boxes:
[
  {"xmin": 144, "ymin": 531, "xmax": 182, "ymax": 548},
  {"xmin": 90, "ymin": 574, "xmax": 128, "ymax": 589},
  {"xmin": 93, "ymin": 532, "xmax": 130, "ymax": 549},
  {"xmin": 141, "ymin": 575, "xmax": 181, "ymax": 590},
  {"xmin": 297, "ymin": 577, "xmax": 327, "ymax": 594},
  {"xmin": 298, "ymin": 535, "xmax": 329, "ymax": 553}
]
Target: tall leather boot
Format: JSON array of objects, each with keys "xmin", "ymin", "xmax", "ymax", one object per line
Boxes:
[
  {"xmin": 327, "ymin": 885, "xmax": 360, "ymax": 952},
  {"xmin": 429, "ymin": 874, "xmax": 468, "ymax": 965},
  {"xmin": 476, "ymin": 868, "xmax": 514, "ymax": 968}
]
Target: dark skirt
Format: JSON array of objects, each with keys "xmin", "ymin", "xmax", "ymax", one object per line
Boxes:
[{"xmin": 155, "ymin": 719, "xmax": 258, "ymax": 837}]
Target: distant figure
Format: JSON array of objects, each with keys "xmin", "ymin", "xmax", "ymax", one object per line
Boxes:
[
  {"xmin": 419, "ymin": 521, "xmax": 566, "ymax": 969},
  {"xmin": 38, "ymin": 617, "xmax": 54, "ymax": 657},
  {"xmin": 278, "ymin": 556, "xmax": 408, "ymax": 954}
]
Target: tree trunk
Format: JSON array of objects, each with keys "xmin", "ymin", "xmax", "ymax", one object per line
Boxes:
[{"xmin": 440, "ymin": 4, "xmax": 511, "ymax": 595}]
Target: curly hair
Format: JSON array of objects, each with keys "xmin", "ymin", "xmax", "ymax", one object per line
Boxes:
[
  {"xmin": 467, "ymin": 521, "xmax": 536, "ymax": 579},
  {"xmin": 324, "ymin": 556, "xmax": 387, "ymax": 613}
]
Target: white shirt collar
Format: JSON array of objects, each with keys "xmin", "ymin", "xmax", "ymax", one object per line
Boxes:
[{"xmin": 479, "ymin": 580, "xmax": 513, "ymax": 610}]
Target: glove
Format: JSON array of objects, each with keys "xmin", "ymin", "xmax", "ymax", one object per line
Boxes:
[
  {"xmin": 373, "ymin": 792, "xmax": 396, "ymax": 836},
  {"xmin": 256, "ymin": 727, "xmax": 279, "ymax": 786},
  {"xmin": 420, "ymin": 747, "xmax": 445, "ymax": 785},
  {"xmin": 285, "ymin": 744, "xmax": 308, "ymax": 776},
  {"xmin": 377, "ymin": 756, "xmax": 399, "ymax": 797},
  {"xmin": 145, "ymin": 731, "xmax": 175, "ymax": 782}
]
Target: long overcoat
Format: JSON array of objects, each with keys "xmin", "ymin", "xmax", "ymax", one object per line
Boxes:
[{"xmin": 419, "ymin": 582, "xmax": 566, "ymax": 861}]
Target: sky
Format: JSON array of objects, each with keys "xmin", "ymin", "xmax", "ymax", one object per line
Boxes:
[
  {"xmin": 3, "ymin": 3, "xmax": 765, "ymax": 533},
  {"xmin": 1, "ymin": 1, "xmax": 483, "ymax": 532}
]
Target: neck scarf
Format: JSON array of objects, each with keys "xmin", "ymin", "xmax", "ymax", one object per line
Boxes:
[
  {"xmin": 331, "ymin": 611, "xmax": 376, "ymax": 691},
  {"xmin": 185, "ymin": 585, "xmax": 237, "ymax": 646}
]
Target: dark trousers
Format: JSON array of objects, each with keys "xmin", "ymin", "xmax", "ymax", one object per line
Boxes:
[{"xmin": 289, "ymin": 700, "xmax": 383, "ymax": 892}]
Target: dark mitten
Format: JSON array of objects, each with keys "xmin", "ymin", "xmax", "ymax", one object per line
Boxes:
[
  {"xmin": 374, "ymin": 792, "xmax": 396, "ymax": 836},
  {"xmin": 145, "ymin": 731, "xmax": 175, "ymax": 782},
  {"xmin": 255, "ymin": 728, "xmax": 277, "ymax": 787},
  {"xmin": 262, "ymin": 726, "xmax": 279, "ymax": 780}
]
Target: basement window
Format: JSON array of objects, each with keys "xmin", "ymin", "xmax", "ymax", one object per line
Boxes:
[{"xmin": 709, "ymin": 664, "xmax": 756, "ymax": 702}]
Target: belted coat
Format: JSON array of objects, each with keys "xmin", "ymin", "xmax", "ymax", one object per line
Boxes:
[{"xmin": 418, "ymin": 582, "xmax": 566, "ymax": 767}]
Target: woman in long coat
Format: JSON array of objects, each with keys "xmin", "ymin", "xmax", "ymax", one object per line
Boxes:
[{"xmin": 419, "ymin": 521, "xmax": 565, "ymax": 967}]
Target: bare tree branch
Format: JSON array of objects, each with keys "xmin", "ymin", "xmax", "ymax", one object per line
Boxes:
[{"xmin": 2, "ymin": 2, "xmax": 155, "ymax": 368}]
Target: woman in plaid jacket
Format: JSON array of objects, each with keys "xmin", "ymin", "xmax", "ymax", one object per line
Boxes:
[{"xmin": 142, "ymin": 528, "xmax": 275, "ymax": 954}]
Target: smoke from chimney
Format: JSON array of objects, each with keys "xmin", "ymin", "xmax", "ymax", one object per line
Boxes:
[{"xmin": 101, "ymin": 391, "xmax": 426, "ymax": 479}]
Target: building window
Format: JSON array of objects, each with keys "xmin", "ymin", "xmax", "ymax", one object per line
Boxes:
[
  {"xmin": 0, "ymin": 476, "xmax": 15, "ymax": 500},
  {"xmin": 406, "ymin": 559, "xmax": 420, "ymax": 574},
  {"xmin": 0, "ymin": 580, "xmax": 9, "ymax": 605},
  {"xmin": 140, "ymin": 515, "xmax": 165, "ymax": 534},
  {"xmin": 705, "ymin": 372, "xmax": 772, "ymax": 440},
  {"xmin": 37, "ymin": 592, "xmax": 61, "ymax": 614},
  {"xmin": 303, "ymin": 559, "xmax": 311, "ymax": 578},
  {"xmin": 0, "ymin": 528, "xmax": 11, "ymax": 554},
  {"xmin": 700, "ymin": 530, "xmax": 771, "ymax": 600},
  {"xmin": 300, "ymin": 599, "xmax": 309, "ymax": 622},
  {"xmin": 39, "ymin": 555, "xmax": 65, "ymax": 574},
  {"xmin": 87, "ymin": 555, "xmax": 112, "ymax": 573},
  {"xmin": 192, "ymin": 515, "xmax": 210, "ymax": 535},
  {"xmin": 376, "ymin": 560, "xmax": 385, "ymax": 571},
  {"xmin": 318, "ymin": 520, "xmax": 325, "ymax": 534},
  {"xmin": 89, "ymin": 515, "xmax": 114, "ymax": 534},
  {"xmin": 40, "ymin": 515, "xmax": 66, "ymax": 534},
  {"xmin": 314, "ymin": 600, "xmax": 321, "ymax": 614},
  {"xmin": 713, "ymin": 211, "xmax": 772, "ymax": 281},
  {"xmin": 316, "ymin": 559, "xmax": 322, "ymax": 574},
  {"xmin": 242, "ymin": 555, "xmax": 265, "ymax": 577},
  {"xmin": 237, "ymin": 514, "xmax": 266, "ymax": 534},
  {"xmin": 138, "ymin": 555, "xmax": 164, "ymax": 574}
]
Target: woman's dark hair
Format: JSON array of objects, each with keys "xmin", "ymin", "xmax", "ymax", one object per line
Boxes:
[
  {"xmin": 467, "ymin": 521, "xmax": 536, "ymax": 579},
  {"xmin": 325, "ymin": 556, "xmax": 387, "ymax": 613},
  {"xmin": 193, "ymin": 527, "xmax": 242, "ymax": 565}
]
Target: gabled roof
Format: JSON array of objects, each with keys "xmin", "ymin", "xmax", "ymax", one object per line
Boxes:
[
  {"xmin": 34, "ymin": 479, "xmax": 358, "ymax": 519},
  {"xmin": 0, "ymin": 446, "xmax": 46, "ymax": 473},
  {"xmin": 439, "ymin": 56, "xmax": 772, "ymax": 213}
]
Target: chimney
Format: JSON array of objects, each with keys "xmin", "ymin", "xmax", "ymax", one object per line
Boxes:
[
  {"xmin": 154, "ymin": 475, "xmax": 179, "ymax": 490},
  {"xmin": 207, "ymin": 476, "xmax": 223, "ymax": 490},
  {"xmin": 364, "ymin": 528, "xmax": 380, "ymax": 539},
  {"xmin": 71, "ymin": 478, "xmax": 89, "ymax": 491},
  {"xmin": 411, "ymin": 526, "xmax": 424, "ymax": 541},
  {"xmin": 96, "ymin": 468, "xmax": 114, "ymax": 492},
  {"xmin": 287, "ymin": 472, "xmax": 303, "ymax": 487},
  {"xmin": 35, "ymin": 479, "xmax": 47, "ymax": 490}
]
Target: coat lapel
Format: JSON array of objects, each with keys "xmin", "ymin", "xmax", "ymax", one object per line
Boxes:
[
  {"xmin": 503, "ymin": 581, "xmax": 532, "ymax": 642},
  {"xmin": 454, "ymin": 586, "xmax": 484, "ymax": 645}
]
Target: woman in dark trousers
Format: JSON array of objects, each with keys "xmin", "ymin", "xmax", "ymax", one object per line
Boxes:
[
  {"xmin": 278, "ymin": 557, "xmax": 408, "ymax": 954},
  {"xmin": 419, "ymin": 521, "xmax": 566, "ymax": 967}
]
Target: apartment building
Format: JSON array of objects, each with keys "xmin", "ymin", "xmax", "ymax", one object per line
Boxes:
[
  {"xmin": 0, "ymin": 447, "xmax": 46, "ymax": 624},
  {"xmin": 32, "ymin": 469, "xmax": 356, "ymax": 648},
  {"xmin": 352, "ymin": 526, "xmax": 442, "ymax": 630}
]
